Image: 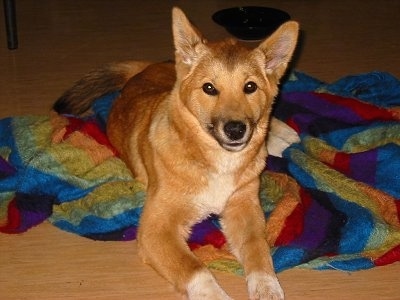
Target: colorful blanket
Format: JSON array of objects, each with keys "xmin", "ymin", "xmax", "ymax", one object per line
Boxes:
[{"xmin": 1, "ymin": 71, "xmax": 400, "ymax": 275}]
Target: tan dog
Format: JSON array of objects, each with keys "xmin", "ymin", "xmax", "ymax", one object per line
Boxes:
[{"xmin": 54, "ymin": 7, "xmax": 299, "ymax": 300}]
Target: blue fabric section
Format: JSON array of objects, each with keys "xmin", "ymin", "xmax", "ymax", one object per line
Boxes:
[
  {"xmin": 53, "ymin": 207, "xmax": 142, "ymax": 236},
  {"xmin": 376, "ymin": 143, "xmax": 400, "ymax": 198},
  {"xmin": 316, "ymin": 257, "xmax": 375, "ymax": 271},
  {"xmin": 282, "ymin": 71, "xmax": 400, "ymax": 108},
  {"xmin": 281, "ymin": 71, "xmax": 324, "ymax": 93},
  {"xmin": 328, "ymin": 194, "xmax": 374, "ymax": 254},
  {"xmin": 319, "ymin": 122, "xmax": 398, "ymax": 150},
  {"xmin": 272, "ymin": 246, "xmax": 306, "ymax": 272},
  {"xmin": 0, "ymin": 118, "xmax": 24, "ymax": 174},
  {"xmin": 19, "ymin": 167, "xmax": 94, "ymax": 203},
  {"xmin": 92, "ymin": 91, "xmax": 120, "ymax": 129},
  {"xmin": 285, "ymin": 147, "xmax": 318, "ymax": 189},
  {"xmin": 324, "ymin": 72, "xmax": 400, "ymax": 107}
]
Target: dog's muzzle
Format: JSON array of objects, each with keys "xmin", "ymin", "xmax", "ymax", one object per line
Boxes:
[{"xmin": 208, "ymin": 119, "xmax": 254, "ymax": 152}]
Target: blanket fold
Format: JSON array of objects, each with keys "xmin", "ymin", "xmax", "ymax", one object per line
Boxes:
[{"xmin": 1, "ymin": 71, "xmax": 399, "ymax": 275}]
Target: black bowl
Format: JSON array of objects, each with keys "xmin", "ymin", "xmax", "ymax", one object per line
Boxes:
[{"xmin": 212, "ymin": 6, "xmax": 291, "ymax": 41}]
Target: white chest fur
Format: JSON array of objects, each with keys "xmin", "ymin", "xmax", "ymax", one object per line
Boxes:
[
  {"xmin": 190, "ymin": 148, "xmax": 245, "ymax": 221},
  {"xmin": 192, "ymin": 171, "xmax": 235, "ymax": 217}
]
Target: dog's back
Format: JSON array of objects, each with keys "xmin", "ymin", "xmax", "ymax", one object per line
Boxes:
[{"xmin": 106, "ymin": 61, "xmax": 176, "ymax": 181}]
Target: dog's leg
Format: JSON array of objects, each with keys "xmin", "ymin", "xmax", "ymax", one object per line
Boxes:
[
  {"xmin": 138, "ymin": 197, "xmax": 232, "ymax": 300},
  {"xmin": 221, "ymin": 180, "xmax": 284, "ymax": 300}
]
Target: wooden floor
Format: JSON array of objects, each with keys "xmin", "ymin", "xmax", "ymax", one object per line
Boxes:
[{"xmin": 1, "ymin": 1, "xmax": 400, "ymax": 299}]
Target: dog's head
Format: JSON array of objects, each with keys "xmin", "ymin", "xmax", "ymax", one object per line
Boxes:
[{"xmin": 172, "ymin": 8, "xmax": 299, "ymax": 152}]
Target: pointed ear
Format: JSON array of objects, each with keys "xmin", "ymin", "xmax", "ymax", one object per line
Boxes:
[
  {"xmin": 172, "ymin": 7, "xmax": 207, "ymax": 67},
  {"xmin": 256, "ymin": 21, "xmax": 299, "ymax": 80}
]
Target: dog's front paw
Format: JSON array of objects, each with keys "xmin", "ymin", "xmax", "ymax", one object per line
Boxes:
[
  {"xmin": 267, "ymin": 117, "xmax": 300, "ymax": 157},
  {"xmin": 187, "ymin": 270, "xmax": 233, "ymax": 300},
  {"xmin": 246, "ymin": 272, "xmax": 284, "ymax": 300}
]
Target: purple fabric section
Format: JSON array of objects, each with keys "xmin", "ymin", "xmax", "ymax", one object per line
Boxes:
[
  {"xmin": 188, "ymin": 218, "xmax": 218, "ymax": 245},
  {"xmin": 284, "ymin": 92, "xmax": 364, "ymax": 123},
  {"xmin": 16, "ymin": 193, "xmax": 54, "ymax": 214},
  {"xmin": 0, "ymin": 156, "xmax": 16, "ymax": 177},
  {"xmin": 18, "ymin": 210, "xmax": 49, "ymax": 232},
  {"xmin": 290, "ymin": 113, "xmax": 319, "ymax": 134},
  {"xmin": 121, "ymin": 227, "xmax": 137, "ymax": 241},
  {"xmin": 266, "ymin": 156, "xmax": 288, "ymax": 173},
  {"xmin": 350, "ymin": 149, "xmax": 378, "ymax": 186},
  {"xmin": 291, "ymin": 199, "xmax": 332, "ymax": 249},
  {"xmin": 14, "ymin": 193, "xmax": 53, "ymax": 232}
]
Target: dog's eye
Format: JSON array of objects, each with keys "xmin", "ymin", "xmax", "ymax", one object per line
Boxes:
[
  {"xmin": 202, "ymin": 83, "xmax": 219, "ymax": 96},
  {"xmin": 243, "ymin": 81, "xmax": 257, "ymax": 94}
]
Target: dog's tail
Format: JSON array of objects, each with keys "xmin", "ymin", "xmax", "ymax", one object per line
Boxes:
[{"xmin": 53, "ymin": 60, "xmax": 151, "ymax": 115}]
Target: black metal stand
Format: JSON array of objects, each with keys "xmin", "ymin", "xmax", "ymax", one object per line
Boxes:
[{"xmin": 3, "ymin": 0, "xmax": 18, "ymax": 49}]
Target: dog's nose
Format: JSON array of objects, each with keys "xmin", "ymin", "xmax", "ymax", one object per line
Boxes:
[{"xmin": 224, "ymin": 121, "xmax": 247, "ymax": 141}]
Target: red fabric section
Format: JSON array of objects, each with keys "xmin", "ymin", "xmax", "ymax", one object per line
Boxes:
[
  {"xmin": 187, "ymin": 231, "xmax": 226, "ymax": 250},
  {"xmin": 395, "ymin": 200, "xmax": 400, "ymax": 223},
  {"xmin": 318, "ymin": 93, "xmax": 397, "ymax": 122},
  {"xmin": 0, "ymin": 198, "xmax": 21, "ymax": 233},
  {"xmin": 64, "ymin": 117, "xmax": 118, "ymax": 155},
  {"xmin": 204, "ymin": 230, "xmax": 226, "ymax": 249},
  {"xmin": 374, "ymin": 244, "xmax": 400, "ymax": 266},
  {"xmin": 275, "ymin": 189, "xmax": 312, "ymax": 246},
  {"xmin": 63, "ymin": 117, "xmax": 84, "ymax": 138},
  {"xmin": 188, "ymin": 243, "xmax": 202, "ymax": 251},
  {"xmin": 287, "ymin": 117, "xmax": 301, "ymax": 134},
  {"xmin": 80, "ymin": 121, "xmax": 117, "ymax": 153},
  {"xmin": 332, "ymin": 152, "xmax": 351, "ymax": 175}
]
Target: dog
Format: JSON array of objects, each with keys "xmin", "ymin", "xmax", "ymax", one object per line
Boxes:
[{"xmin": 53, "ymin": 7, "xmax": 299, "ymax": 300}]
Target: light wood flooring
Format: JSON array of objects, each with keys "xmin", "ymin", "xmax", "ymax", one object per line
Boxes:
[{"xmin": 1, "ymin": 1, "xmax": 400, "ymax": 299}]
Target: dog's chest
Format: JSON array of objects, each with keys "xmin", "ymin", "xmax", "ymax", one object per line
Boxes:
[{"xmin": 192, "ymin": 172, "xmax": 235, "ymax": 217}]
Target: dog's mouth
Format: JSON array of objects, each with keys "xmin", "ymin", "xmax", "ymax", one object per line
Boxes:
[
  {"xmin": 221, "ymin": 141, "xmax": 247, "ymax": 152},
  {"xmin": 207, "ymin": 120, "xmax": 253, "ymax": 152}
]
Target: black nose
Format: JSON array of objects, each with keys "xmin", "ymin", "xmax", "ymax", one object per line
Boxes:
[{"xmin": 224, "ymin": 121, "xmax": 246, "ymax": 141}]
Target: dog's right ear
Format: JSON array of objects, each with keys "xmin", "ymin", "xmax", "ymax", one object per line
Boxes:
[{"xmin": 172, "ymin": 7, "xmax": 207, "ymax": 74}]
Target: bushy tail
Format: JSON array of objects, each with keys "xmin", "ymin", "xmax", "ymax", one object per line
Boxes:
[{"xmin": 53, "ymin": 60, "xmax": 151, "ymax": 115}]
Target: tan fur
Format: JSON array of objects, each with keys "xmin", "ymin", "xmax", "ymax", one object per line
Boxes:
[{"xmin": 54, "ymin": 7, "xmax": 299, "ymax": 299}]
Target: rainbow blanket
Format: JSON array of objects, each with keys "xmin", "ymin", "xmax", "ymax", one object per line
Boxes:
[{"xmin": 1, "ymin": 71, "xmax": 400, "ymax": 275}]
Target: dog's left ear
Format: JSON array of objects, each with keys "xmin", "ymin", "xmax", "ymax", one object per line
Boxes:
[
  {"xmin": 172, "ymin": 7, "xmax": 207, "ymax": 72},
  {"xmin": 256, "ymin": 21, "xmax": 299, "ymax": 80}
]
